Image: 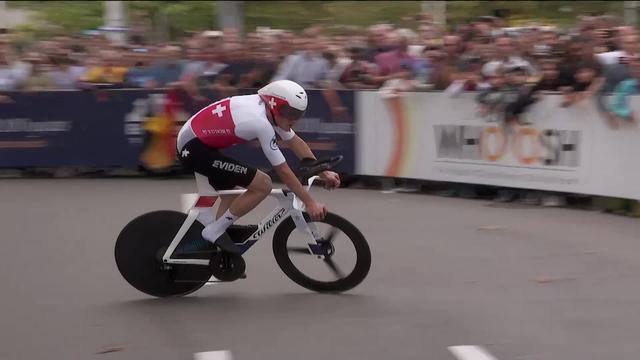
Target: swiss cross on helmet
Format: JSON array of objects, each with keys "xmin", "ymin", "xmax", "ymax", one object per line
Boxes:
[{"xmin": 258, "ymin": 80, "xmax": 308, "ymax": 121}]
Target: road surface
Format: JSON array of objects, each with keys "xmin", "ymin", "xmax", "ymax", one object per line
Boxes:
[{"xmin": 1, "ymin": 178, "xmax": 639, "ymax": 360}]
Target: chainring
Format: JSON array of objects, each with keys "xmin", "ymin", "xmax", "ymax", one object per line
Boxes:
[{"xmin": 209, "ymin": 253, "xmax": 246, "ymax": 282}]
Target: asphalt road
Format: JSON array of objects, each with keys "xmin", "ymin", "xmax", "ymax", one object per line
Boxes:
[{"xmin": 1, "ymin": 178, "xmax": 639, "ymax": 360}]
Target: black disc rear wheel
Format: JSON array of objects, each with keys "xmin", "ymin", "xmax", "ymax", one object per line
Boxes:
[{"xmin": 115, "ymin": 210, "xmax": 213, "ymax": 298}]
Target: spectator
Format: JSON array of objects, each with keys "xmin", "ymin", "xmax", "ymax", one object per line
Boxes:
[
  {"xmin": 594, "ymin": 31, "xmax": 639, "ymax": 123},
  {"xmin": 476, "ymin": 65, "xmax": 508, "ymax": 122},
  {"xmin": 271, "ymin": 38, "xmax": 329, "ymax": 89},
  {"xmin": 595, "ymin": 28, "xmax": 636, "ymax": 65},
  {"xmin": 409, "ymin": 46, "xmax": 434, "ymax": 89},
  {"xmin": 416, "ymin": 23, "xmax": 442, "ymax": 45},
  {"xmin": 502, "ymin": 66, "xmax": 539, "ymax": 125},
  {"xmin": 378, "ymin": 60, "xmax": 419, "ymax": 95},
  {"xmin": 49, "ymin": 56, "xmax": 82, "ymax": 89},
  {"xmin": 423, "ymin": 42, "xmax": 450, "ymax": 90},
  {"xmin": 80, "ymin": 50, "xmax": 128, "ymax": 87},
  {"xmin": 429, "ymin": 34, "xmax": 465, "ymax": 90},
  {"xmin": 124, "ymin": 55, "xmax": 157, "ymax": 88},
  {"xmin": 339, "ymin": 43, "xmax": 381, "ymax": 90},
  {"xmin": 374, "ymin": 32, "xmax": 418, "ymax": 90},
  {"xmin": 11, "ymin": 51, "xmax": 33, "ymax": 88},
  {"xmin": 22, "ymin": 61, "xmax": 55, "ymax": 91},
  {"xmin": 538, "ymin": 29, "xmax": 563, "ymax": 57},
  {"xmin": 439, "ymin": 34, "xmax": 488, "ymax": 92},
  {"xmin": 603, "ymin": 56, "xmax": 640, "ymax": 127},
  {"xmin": 444, "ymin": 54, "xmax": 484, "ymax": 95},
  {"xmin": 320, "ymin": 48, "xmax": 347, "ymax": 87},
  {"xmin": 557, "ymin": 36, "xmax": 603, "ymax": 107},
  {"xmin": 375, "ymin": 32, "xmax": 416, "ymax": 75},
  {"xmin": 0, "ymin": 50, "xmax": 18, "ymax": 91},
  {"xmin": 180, "ymin": 45, "xmax": 227, "ymax": 89},
  {"xmin": 482, "ymin": 36, "xmax": 537, "ymax": 79},
  {"xmin": 476, "ymin": 65, "xmax": 539, "ymax": 126},
  {"xmin": 364, "ymin": 24, "xmax": 394, "ymax": 63},
  {"xmin": 532, "ymin": 59, "xmax": 562, "ymax": 91},
  {"xmin": 150, "ymin": 45, "xmax": 186, "ymax": 87}
]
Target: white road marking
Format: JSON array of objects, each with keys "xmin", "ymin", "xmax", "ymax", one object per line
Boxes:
[
  {"xmin": 194, "ymin": 350, "xmax": 233, "ymax": 360},
  {"xmin": 448, "ymin": 346, "xmax": 498, "ymax": 360}
]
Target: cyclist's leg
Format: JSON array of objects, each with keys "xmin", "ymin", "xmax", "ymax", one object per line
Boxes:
[
  {"xmin": 178, "ymin": 138, "xmax": 268, "ymax": 251},
  {"xmin": 226, "ymin": 170, "xmax": 272, "ymax": 217},
  {"xmin": 216, "ymin": 195, "xmax": 238, "ymax": 220},
  {"xmin": 203, "ymin": 170, "xmax": 271, "ymax": 243},
  {"xmin": 214, "ymin": 169, "xmax": 271, "ymax": 218},
  {"xmin": 203, "ymin": 175, "xmax": 271, "ymax": 255}
]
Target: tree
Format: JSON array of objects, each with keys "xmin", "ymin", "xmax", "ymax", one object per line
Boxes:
[{"xmin": 6, "ymin": 0, "xmax": 629, "ymax": 40}]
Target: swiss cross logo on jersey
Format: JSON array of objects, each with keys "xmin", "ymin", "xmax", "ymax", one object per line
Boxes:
[
  {"xmin": 191, "ymin": 98, "xmax": 244, "ymax": 148},
  {"xmin": 211, "ymin": 103, "xmax": 227, "ymax": 118}
]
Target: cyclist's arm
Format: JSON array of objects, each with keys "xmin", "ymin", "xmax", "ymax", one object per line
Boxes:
[
  {"xmin": 285, "ymin": 134, "xmax": 316, "ymax": 161},
  {"xmin": 256, "ymin": 124, "xmax": 314, "ymax": 203},
  {"xmin": 273, "ymin": 125, "xmax": 316, "ymax": 161},
  {"xmin": 273, "ymin": 162, "xmax": 314, "ymax": 204},
  {"xmin": 282, "ymin": 131, "xmax": 341, "ymax": 190}
]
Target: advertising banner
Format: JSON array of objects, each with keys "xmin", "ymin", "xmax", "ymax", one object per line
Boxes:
[
  {"xmin": 357, "ymin": 91, "xmax": 640, "ymax": 199},
  {"xmin": 0, "ymin": 91, "xmax": 149, "ymax": 168},
  {"xmin": 0, "ymin": 89, "xmax": 356, "ymax": 174}
]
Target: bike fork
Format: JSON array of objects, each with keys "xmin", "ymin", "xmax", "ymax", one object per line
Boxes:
[{"xmin": 288, "ymin": 209, "xmax": 326, "ymax": 258}]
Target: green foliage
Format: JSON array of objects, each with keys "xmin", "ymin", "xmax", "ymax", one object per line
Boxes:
[
  {"xmin": 243, "ymin": 1, "xmax": 421, "ymax": 31},
  {"xmin": 128, "ymin": 1, "xmax": 216, "ymax": 39},
  {"xmin": 5, "ymin": 0, "xmax": 631, "ymax": 40},
  {"xmin": 8, "ymin": 1, "xmax": 103, "ymax": 35},
  {"xmin": 445, "ymin": 1, "xmax": 625, "ymax": 27},
  {"xmin": 7, "ymin": 1, "xmax": 216, "ymax": 40}
]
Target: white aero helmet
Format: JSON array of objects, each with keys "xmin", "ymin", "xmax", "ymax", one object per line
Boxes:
[{"xmin": 258, "ymin": 80, "xmax": 308, "ymax": 121}]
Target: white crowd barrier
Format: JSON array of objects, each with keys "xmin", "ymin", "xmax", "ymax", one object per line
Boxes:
[{"xmin": 356, "ymin": 91, "xmax": 640, "ymax": 200}]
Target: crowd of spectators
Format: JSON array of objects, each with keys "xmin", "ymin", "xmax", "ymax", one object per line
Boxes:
[
  {"xmin": 1, "ymin": 13, "xmax": 639, "ymax": 123},
  {"xmin": 1, "ymin": 12, "xmax": 638, "ymax": 210}
]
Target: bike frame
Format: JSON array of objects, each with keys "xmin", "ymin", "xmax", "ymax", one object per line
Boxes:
[{"xmin": 162, "ymin": 175, "xmax": 325, "ymax": 266}]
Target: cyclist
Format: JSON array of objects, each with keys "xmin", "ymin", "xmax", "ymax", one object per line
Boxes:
[{"xmin": 176, "ymin": 80, "xmax": 341, "ymax": 253}]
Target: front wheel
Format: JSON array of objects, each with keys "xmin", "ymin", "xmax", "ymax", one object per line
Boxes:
[{"xmin": 272, "ymin": 212, "xmax": 371, "ymax": 293}]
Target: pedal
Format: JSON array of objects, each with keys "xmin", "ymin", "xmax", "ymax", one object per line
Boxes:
[{"xmin": 215, "ymin": 233, "xmax": 242, "ymax": 255}]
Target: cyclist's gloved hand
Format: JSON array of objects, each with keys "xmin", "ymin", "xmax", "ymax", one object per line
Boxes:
[
  {"xmin": 320, "ymin": 171, "xmax": 341, "ymax": 190},
  {"xmin": 305, "ymin": 200, "xmax": 327, "ymax": 221}
]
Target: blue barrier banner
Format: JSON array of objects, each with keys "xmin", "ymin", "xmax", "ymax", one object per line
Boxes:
[
  {"xmin": 0, "ymin": 90, "xmax": 152, "ymax": 168},
  {"xmin": 0, "ymin": 89, "xmax": 356, "ymax": 173}
]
